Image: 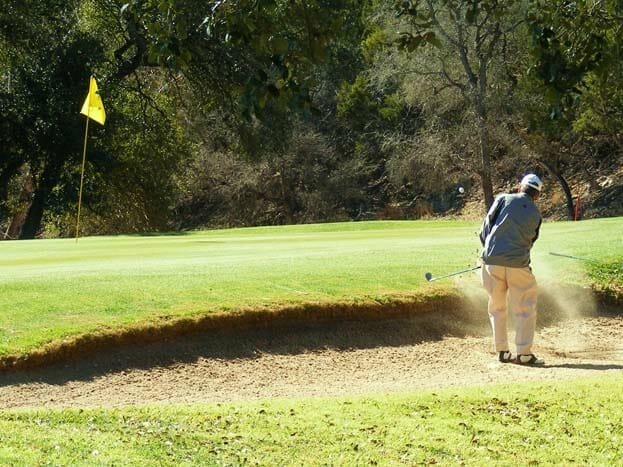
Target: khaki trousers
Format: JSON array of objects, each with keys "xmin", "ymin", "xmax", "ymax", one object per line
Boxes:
[{"xmin": 481, "ymin": 264, "xmax": 538, "ymax": 355}]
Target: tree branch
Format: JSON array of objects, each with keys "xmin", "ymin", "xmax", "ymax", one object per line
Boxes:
[{"xmin": 425, "ymin": 0, "xmax": 459, "ymax": 48}]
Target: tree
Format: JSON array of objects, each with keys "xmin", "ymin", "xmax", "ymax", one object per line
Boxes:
[
  {"xmin": 522, "ymin": 0, "xmax": 623, "ymax": 218},
  {"xmin": 171, "ymin": 0, "xmax": 377, "ymax": 227},
  {"xmin": 394, "ymin": 0, "xmax": 526, "ymax": 210},
  {"xmin": 1, "ymin": 0, "xmax": 105, "ymax": 238},
  {"xmin": 527, "ymin": 0, "xmax": 623, "ymax": 117},
  {"xmin": 114, "ymin": 0, "xmax": 358, "ymax": 118},
  {"xmin": 1, "ymin": 0, "xmax": 365, "ymax": 237},
  {"xmin": 1, "ymin": 1, "xmax": 191, "ymax": 238}
]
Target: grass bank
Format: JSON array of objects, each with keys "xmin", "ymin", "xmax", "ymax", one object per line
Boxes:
[
  {"xmin": 1, "ymin": 375, "xmax": 622, "ymax": 465},
  {"xmin": 0, "ymin": 218, "xmax": 621, "ymax": 363}
]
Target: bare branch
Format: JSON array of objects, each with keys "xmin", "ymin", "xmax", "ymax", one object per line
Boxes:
[
  {"xmin": 455, "ymin": 19, "xmax": 478, "ymax": 89},
  {"xmin": 425, "ymin": 0, "xmax": 459, "ymax": 48}
]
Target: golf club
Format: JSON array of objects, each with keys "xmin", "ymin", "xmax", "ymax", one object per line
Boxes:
[
  {"xmin": 549, "ymin": 252, "xmax": 598, "ymax": 263},
  {"xmin": 425, "ymin": 265, "xmax": 481, "ymax": 282}
]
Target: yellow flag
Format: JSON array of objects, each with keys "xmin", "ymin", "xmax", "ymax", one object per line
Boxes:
[{"xmin": 80, "ymin": 76, "xmax": 106, "ymax": 125}]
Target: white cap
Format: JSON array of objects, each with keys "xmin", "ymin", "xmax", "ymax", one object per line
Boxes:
[{"xmin": 520, "ymin": 174, "xmax": 543, "ymax": 192}]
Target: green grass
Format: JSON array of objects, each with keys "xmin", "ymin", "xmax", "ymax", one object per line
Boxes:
[
  {"xmin": 589, "ymin": 260, "xmax": 623, "ymax": 300},
  {"xmin": 1, "ymin": 375, "xmax": 622, "ymax": 465},
  {"xmin": 1, "ymin": 218, "xmax": 621, "ymax": 358}
]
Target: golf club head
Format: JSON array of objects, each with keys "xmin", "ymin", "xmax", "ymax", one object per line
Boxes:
[{"xmin": 425, "ymin": 272, "xmax": 433, "ymax": 282}]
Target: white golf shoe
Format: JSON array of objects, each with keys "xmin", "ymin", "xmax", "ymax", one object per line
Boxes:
[{"xmin": 516, "ymin": 354, "xmax": 545, "ymax": 365}]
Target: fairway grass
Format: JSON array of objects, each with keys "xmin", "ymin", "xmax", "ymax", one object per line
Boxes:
[
  {"xmin": 0, "ymin": 218, "xmax": 621, "ymax": 361},
  {"xmin": 1, "ymin": 375, "xmax": 622, "ymax": 465}
]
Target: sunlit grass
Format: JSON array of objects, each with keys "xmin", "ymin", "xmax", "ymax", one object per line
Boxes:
[
  {"xmin": 0, "ymin": 218, "xmax": 621, "ymax": 358},
  {"xmin": 1, "ymin": 375, "xmax": 622, "ymax": 465}
]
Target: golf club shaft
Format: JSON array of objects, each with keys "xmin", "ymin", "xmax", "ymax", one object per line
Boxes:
[
  {"xmin": 428, "ymin": 265, "xmax": 481, "ymax": 282},
  {"xmin": 549, "ymin": 252, "xmax": 598, "ymax": 263}
]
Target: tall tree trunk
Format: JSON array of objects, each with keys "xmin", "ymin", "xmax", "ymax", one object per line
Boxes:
[
  {"xmin": 476, "ymin": 52, "xmax": 495, "ymax": 211},
  {"xmin": 0, "ymin": 160, "xmax": 23, "ymax": 219},
  {"xmin": 19, "ymin": 163, "xmax": 61, "ymax": 239},
  {"xmin": 474, "ymin": 80, "xmax": 494, "ymax": 210},
  {"xmin": 5, "ymin": 168, "xmax": 34, "ymax": 240},
  {"xmin": 6, "ymin": 210, "xmax": 28, "ymax": 240},
  {"xmin": 477, "ymin": 114, "xmax": 494, "ymax": 210},
  {"xmin": 278, "ymin": 169, "xmax": 296, "ymax": 225},
  {"xmin": 19, "ymin": 190, "xmax": 45, "ymax": 239}
]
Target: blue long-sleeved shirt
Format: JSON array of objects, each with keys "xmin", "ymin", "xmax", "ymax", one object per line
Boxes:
[{"xmin": 479, "ymin": 192, "xmax": 542, "ymax": 268}]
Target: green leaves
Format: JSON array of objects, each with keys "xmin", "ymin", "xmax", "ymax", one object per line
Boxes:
[
  {"xmin": 397, "ymin": 31, "xmax": 441, "ymax": 52},
  {"xmin": 394, "ymin": 0, "xmax": 418, "ymax": 18},
  {"xmin": 269, "ymin": 36, "xmax": 289, "ymax": 55},
  {"xmin": 424, "ymin": 31, "xmax": 442, "ymax": 48},
  {"xmin": 527, "ymin": 0, "xmax": 621, "ymax": 118}
]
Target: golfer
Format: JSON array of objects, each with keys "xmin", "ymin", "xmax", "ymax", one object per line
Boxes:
[{"xmin": 479, "ymin": 174, "xmax": 544, "ymax": 365}]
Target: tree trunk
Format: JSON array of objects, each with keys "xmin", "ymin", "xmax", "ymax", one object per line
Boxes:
[
  {"xmin": 474, "ymin": 86, "xmax": 494, "ymax": 210},
  {"xmin": 278, "ymin": 170, "xmax": 296, "ymax": 225},
  {"xmin": 6, "ymin": 210, "xmax": 28, "ymax": 239},
  {"xmin": 5, "ymin": 170, "xmax": 34, "ymax": 239},
  {"xmin": 476, "ymin": 50, "xmax": 493, "ymax": 211},
  {"xmin": 537, "ymin": 158, "xmax": 575, "ymax": 219},
  {"xmin": 477, "ymin": 117, "xmax": 494, "ymax": 210},
  {"xmin": 19, "ymin": 190, "xmax": 45, "ymax": 239},
  {"xmin": 19, "ymin": 163, "xmax": 60, "ymax": 239},
  {"xmin": 0, "ymin": 160, "xmax": 23, "ymax": 219}
]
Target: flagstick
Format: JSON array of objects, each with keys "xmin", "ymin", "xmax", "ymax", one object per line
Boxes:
[{"xmin": 76, "ymin": 115, "xmax": 90, "ymax": 242}]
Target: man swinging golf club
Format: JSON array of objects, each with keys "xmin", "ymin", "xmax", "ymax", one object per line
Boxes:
[{"xmin": 479, "ymin": 173, "xmax": 544, "ymax": 365}]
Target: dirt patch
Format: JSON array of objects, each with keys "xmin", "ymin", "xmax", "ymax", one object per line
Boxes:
[{"xmin": 1, "ymin": 290, "xmax": 621, "ymax": 410}]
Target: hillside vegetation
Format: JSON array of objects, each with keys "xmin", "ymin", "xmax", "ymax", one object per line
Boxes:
[{"xmin": 2, "ymin": 1, "xmax": 622, "ymax": 238}]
